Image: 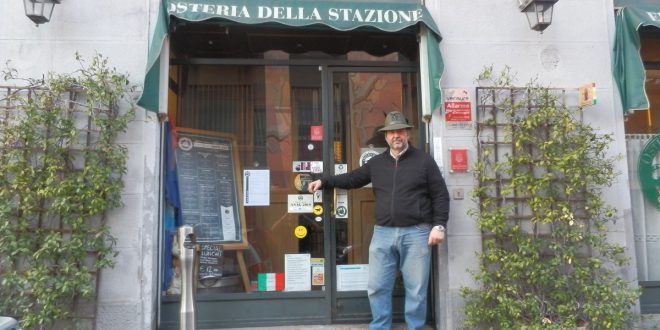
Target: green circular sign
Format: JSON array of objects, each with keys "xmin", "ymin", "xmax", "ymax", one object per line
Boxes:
[{"xmin": 638, "ymin": 135, "xmax": 660, "ymax": 210}]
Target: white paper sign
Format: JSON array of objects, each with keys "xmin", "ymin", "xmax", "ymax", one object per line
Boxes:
[
  {"xmin": 220, "ymin": 206, "xmax": 237, "ymax": 241},
  {"xmin": 334, "ymin": 164, "xmax": 349, "ymax": 218},
  {"xmin": 243, "ymin": 170, "xmax": 270, "ymax": 206},
  {"xmin": 285, "ymin": 254, "xmax": 311, "ymax": 291},
  {"xmin": 310, "ymin": 161, "xmax": 323, "ymax": 174},
  {"xmin": 433, "ymin": 137, "xmax": 444, "ymax": 175},
  {"xmin": 336, "ymin": 264, "xmax": 369, "ymax": 291},
  {"xmin": 334, "ymin": 164, "xmax": 348, "ymax": 174},
  {"xmin": 288, "ymin": 194, "xmax": 314, "ymax": 213}
]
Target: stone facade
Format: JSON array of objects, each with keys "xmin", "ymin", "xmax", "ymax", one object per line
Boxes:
[{"xmin": 0, "ymin": 1, "xmax": 640, "ymax": 329}]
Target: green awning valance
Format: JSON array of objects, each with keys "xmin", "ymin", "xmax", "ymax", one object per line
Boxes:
[
  {"xmin": 138, "ymin": 0, "xmax": 443, "ymax": 113},
  {"xmin": 613, "ymin": 0, "xmax": 660, "ymax": 113}
]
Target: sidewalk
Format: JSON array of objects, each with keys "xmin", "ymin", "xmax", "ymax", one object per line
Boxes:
[{"xmin": 222, "ymin": 324, "xmax": 432, "ymax": 330}]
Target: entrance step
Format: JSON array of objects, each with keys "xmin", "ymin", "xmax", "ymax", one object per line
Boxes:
[{"xmin": 221, "ymin": 325, "xmax": 434, "ymax": 330}]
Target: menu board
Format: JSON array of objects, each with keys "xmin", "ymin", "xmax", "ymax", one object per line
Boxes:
[
  {"xmin": 175, "ymin": 129, "xmax": 247, "ymax": 249},
  {"xmin": 198, "ymin": 243, "xmax": 223, "ymax": 281}
]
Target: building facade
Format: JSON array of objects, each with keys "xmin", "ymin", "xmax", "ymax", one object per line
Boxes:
[{"xmin": 1, "ymin": 0, "xmax": 658, "ymax": 329}]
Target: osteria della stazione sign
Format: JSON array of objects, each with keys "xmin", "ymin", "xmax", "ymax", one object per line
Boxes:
[{"xmin": 167, "ymin": 1, "xmax": 428, "ymax": 26}]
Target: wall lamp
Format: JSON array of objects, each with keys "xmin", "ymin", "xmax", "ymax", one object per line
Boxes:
[
  {"xmin": 24, "ymin": 0, "xmax": 61, "ymax": 26},
  {"xmin": 518, "ymin": 0, "xmax": 558, "ymax": 32}
]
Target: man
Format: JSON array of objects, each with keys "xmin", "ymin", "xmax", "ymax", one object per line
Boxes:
[{"xmin": 308, "ymin": 111, "xmax": 450, "ymax": 330}]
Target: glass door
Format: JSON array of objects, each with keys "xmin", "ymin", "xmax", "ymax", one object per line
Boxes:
[
  {"xmin": 161, "ymin": 62, "xmax": 422, "ymax": 329},
  {"xmin": 328, "ymin": 69, "xmax": 420, "ymax": 322}
]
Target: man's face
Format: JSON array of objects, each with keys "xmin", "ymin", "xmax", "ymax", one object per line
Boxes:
[{"xmin": 384, "ymin": 129, "xmax": 410, "ymax": 152}]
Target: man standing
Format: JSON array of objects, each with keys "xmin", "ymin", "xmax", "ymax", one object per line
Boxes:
[{"xmin": 308, "ymin": 111, "xmax": 450, "ymax": 330}]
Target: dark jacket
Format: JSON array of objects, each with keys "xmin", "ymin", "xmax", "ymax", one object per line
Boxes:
[{"xmin": 321, "ymin": 146, "xmax": 450, "ymax": 228}]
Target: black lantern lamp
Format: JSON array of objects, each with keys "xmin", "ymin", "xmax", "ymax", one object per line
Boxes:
[
  {"xmin": 518, "ymin": 0, "xmax": 558, "ymax": 32},
  {"xmin": 24, "ymin": 0, "xmax": 61, "ymax": 26}
]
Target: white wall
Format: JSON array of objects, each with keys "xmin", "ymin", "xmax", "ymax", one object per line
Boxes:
[
  {"xmin": 1, "ymin": 0, "xmax": 640, "ymax": 329},
  {"xmin": 427, "ymin": 1, "xmax": 636, "ymax": 329},
  {"xmin": 0, "ymin": 1, "xmax": 161, "ymax": 329}
]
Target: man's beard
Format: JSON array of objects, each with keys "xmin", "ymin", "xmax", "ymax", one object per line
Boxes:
[{"xmin": 390, "ymin": 140, "xmax": 407, "ymax": 149}]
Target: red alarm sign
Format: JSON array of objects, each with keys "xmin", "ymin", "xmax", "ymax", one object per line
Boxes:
[{"xmin": 450, "ymin": 149, "xmax": 468, "ymax": 172}]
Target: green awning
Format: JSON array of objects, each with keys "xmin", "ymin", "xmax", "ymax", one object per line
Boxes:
[
  {"xmin": 613, "ymin": 0, "xmax": 660, "ymax": 113},
  {"xmin": 138, "ymin": 0, "xmax": 444, "ymax": 114}
]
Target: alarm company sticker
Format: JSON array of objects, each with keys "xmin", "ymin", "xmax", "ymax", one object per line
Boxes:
[
  {"xmin": 313, "ymin": 205, "xmax": 323, "ymax": 215},
  {"xmin": 294, "ymin": 225, "xmax": 308, "ymax": 239}
]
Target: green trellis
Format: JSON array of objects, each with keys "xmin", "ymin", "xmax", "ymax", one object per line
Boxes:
[
  {"xmin": 0, "ymin": 54, "xmax": 135, "ymax": 330},
  {"xmin": 461, "ymin": 67, "xmax": 640, "ymax": 330}
]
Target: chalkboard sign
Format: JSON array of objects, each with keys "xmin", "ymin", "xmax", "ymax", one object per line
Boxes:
[
  {"xmin": 175, "ymin": 128, "xmax": 248, "ymax": 249},
  {"xmin": 197, "ymin": 243, "xmax": 223, "ymax": 282}
]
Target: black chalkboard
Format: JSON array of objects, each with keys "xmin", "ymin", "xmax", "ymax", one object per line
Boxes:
[
  {"xmin": 175, "ymin": 129, "xmax": 248, "ymax": 249},
  {"xmin": 198, "ymin": 243, "xmax": 223, "ymax": 281}
]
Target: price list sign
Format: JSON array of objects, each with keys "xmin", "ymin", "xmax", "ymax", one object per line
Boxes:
[{"xmin": 175, "ymin": 131, "xmax": 244, "ymax": 244}]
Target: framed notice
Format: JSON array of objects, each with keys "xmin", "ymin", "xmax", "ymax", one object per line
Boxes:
[{"xmin": 174, "ymin": 128, "xmax": 248, "ymax": 250}]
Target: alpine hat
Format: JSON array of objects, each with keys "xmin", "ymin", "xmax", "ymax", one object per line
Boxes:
[{"xmin": 378, "ymin": 111, "xmax": 414, "ymax": 132}]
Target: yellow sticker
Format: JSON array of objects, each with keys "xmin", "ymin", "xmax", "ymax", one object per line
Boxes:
[
  {"xmin": 313, "ymin": 205, "xmax": 323, "ymax": 215},
  {"xmin": 294, "ymin": 225, "xmax": 308, "ymax": 239}
]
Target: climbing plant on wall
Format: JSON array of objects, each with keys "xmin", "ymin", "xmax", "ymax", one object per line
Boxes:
[
  {"xmin": 0, "ymin": 53, "xmax": 135, "ymax": 329},
  {"xmin": 461, "ymin": 67, "xmax": 640, "ymax": 330}
]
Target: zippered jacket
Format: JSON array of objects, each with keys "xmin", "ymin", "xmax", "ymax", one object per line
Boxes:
[{"xmin": 321, "ymin": 146, "xmax": 450, "ymax": 228}]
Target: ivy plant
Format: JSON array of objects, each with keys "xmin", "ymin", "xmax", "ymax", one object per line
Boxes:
[
  {"xmin": 461, "ymin": 67, "xmax": 640, "ymax": 330},
  {"xmin": 0, "ymin": 53, "xmax": 135, "ymax": 329}
]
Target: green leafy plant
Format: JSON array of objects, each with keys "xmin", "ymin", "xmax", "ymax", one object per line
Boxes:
[
  {"xmin": 462, "ymin": 67, "xmax": 640, "ymax": 330},
  {"xmin": 0, "ymin": 53, "xmax": 135, "ymax": 329}
]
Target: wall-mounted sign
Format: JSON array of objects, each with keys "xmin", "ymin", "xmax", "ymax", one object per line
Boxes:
[
  {"xmin": 444, "ymin": 88, "xmax": 472, "ymax": 130},
  {"xmin": 579, "ymin": 83, "xmax": 597, "ymax": 107},
  {"xmin": 450, "ymin": 149, "xmax": 468, "ymax": 173}
]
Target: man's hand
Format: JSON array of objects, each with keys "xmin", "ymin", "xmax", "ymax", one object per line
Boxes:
[
  {"xmin": 308, "ymin": 179, "xmax": 323, "ymax": 193},
  {"xmin": 428, "ymin": 229, "xmax": 445, "ymax": 246}
]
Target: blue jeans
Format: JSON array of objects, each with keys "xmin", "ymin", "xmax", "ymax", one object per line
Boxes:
[{"xmin": 367, "ymin": 224, "xmax": 431, "ymax": 330}]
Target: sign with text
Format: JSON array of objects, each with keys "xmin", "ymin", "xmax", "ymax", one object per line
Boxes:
[
  {"xmin": 198, "ymin": 243, "xmax": 223, "ymax": 281},
  {"xmin": 285, "ymin": 254, "xmax": 311, "ymax": 291},
  {"xmin": 334, "ymin": 164, "xmax": 348, "ymax": 219},
  {"xmin": 450, "ymin": 149, "xmax": 468, "ymax": 173},
  {"xmin": 444, "ymin": 88, "xmax": 472, "ymax": 130},
  {"xmin": 174, "ymin": 129, "xmax": 247, "ymax": 249},
  {"xmin": 288, "ymin": 194, "xmax": 314, "ymax": 213}
]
